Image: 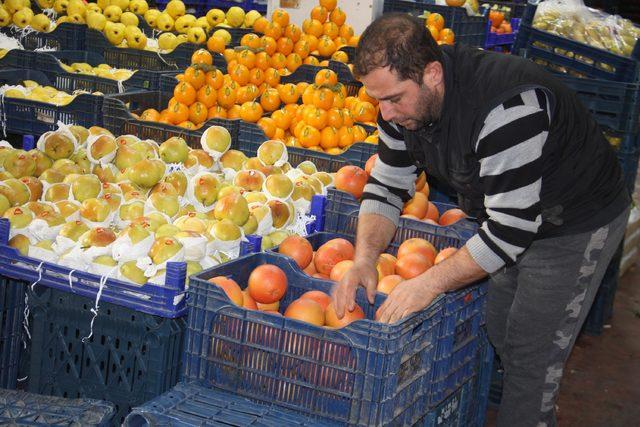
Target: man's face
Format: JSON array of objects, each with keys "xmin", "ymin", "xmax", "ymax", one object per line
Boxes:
[{"xmin": 360, "ymin": 66, "xmax": 441, "ymax": 130}]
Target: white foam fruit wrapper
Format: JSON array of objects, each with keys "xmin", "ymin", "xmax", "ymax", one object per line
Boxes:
[{"xmin": 112, "ymin": 233, "xmax": 155, "ymax": 263}]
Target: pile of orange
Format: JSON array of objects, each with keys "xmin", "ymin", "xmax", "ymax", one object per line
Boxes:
[
  {"xmin": 425, "ymin": 13, "xmax": 455, "ymax": 45},
  {"xmin": 489, "ymin": 10, "xmax": 512, "ymax": 34}
]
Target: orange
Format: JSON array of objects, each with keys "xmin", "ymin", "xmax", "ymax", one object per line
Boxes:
[
  {"xmin": 158, "ymin": 109, "xmax": 172, "ymax": 124},
  {"xmin": 396, "ymin": 253, "xmax": 433, "ymax": 279},
  {"xmin": 272, "ymin": 108, "xmax": 292, "ymax": 130},
  {"xmin": 301, "ymin": 84, "xmax": 315, "ymax": 105},
  {"xmin": 276, "ymin": 37, "xmax": 294, "ymax": 56},
  {"xmin": 208, "ymin": 105, "xmax": 227, "ymax": 119},
  {"xmin": 358, "ymin": 86, "xmax": 378, "ymax": 105},
  {"xmin": 293, "ymin": 39, "xmax": 311, "ymax": 59},
  {"xmin": 304, "ymin": 56, "xmax": 320, "ymax": 66},
  {"xmin": 348, "ymin": 35, "xmax": 360, "ymax": 47},
  {"xmin": 313, "ymin": 87, "xmax": 335, "ymax": 110},
  {"xmin": 241, "ymin": 33, "xmax": 261, "ymax": 50},
  {"xmin": 240, "ymin": 101, "xmax": 264, "ymax": 123},
  {"xmin": 286, "ymin": 53, "xmax": 302, "ymax": 72},
  {"xmin": 330, "ymin": 7, "xmax": 346, "ymax": 26},
  {"xmin": 274, "ymin": 128, "xmax": 285, "ymax": 141},
  {"xmin": 257, "ymin": 82, "xmax": 268, "ymax": 96},
  {"xmin": 209, "ymin": 276, "xmax": 244, "ymax": 305},
  {"xmin": 440, "ymin": 28, "xmax": 455, "ymax": 44},
  {"xmin": 207, "ymin": 36, "xmax": 225, "ymax": 53},
  {"xmin": 338, "ymin": 126, "xmax": 354, "ymax": 148},
  {"xmin": 402, "ymin": 193, "xmax": 430, "ymax": 219},
  {"xmin": 255, "ymin": 51, "xmax": 271, "ymax": 71},
  {"xmin": 299, "ymin": 125, "xmax": 321, "ymax": 148},
  {"xmin": 173, "ymin": 81, "xmax": 196, "ymax": 105},
  {"xmin": 260, "ymin": 88, "xmax": 281, "ymax": 112},
  {"xmin": 277, "ymin": 83, "xmax": 299, "ymax": 104},
  {"xmin": 296, "ymin": 81, "xmax": 309, "ymax": 96},
  {"xmin": 327, "ymin": 108, "xmax": 345, "ymax": 128},
  {"xmin": 271, "ymin": 8, "xmax": 289, "ymax": 27},
  {"xmin": 284, "ymin": 103, "xmax": 299, "ymax": 117},
  {"xmin": 257, "ymin": 117, "xmax": 277, "ymax": 139},
  {"xmin": 227, "ymin": 105, "xmax": 242, "ymax": 119},
  {"xmin": 229, "ymin": 63, "xmax": 250, "ymax": 86},
  {"xmin": 331, "ymin": 50, "xmax": 348, "ymax": 63},
  {"xmin": 168, "ymin": 102, "xmax": 189, "ymax": 124},
  {"xmin": 264, "ymin": 68, "xmax": 281, "ymax": 87},
  {"xmin": 332, "ymin": 90, "xmax": 346, "ymax": 108},
  {"xmin": 323, "ymin": 21, "xmax": 340, "ymax": 39},
  {"xmin": 306, "ymin": 108, "xmax": 328, "ymax": 129},
  {"xmin": 188, "ymin": 102, "xmax": 208, "ymax": 125},
  {"xmin": 247, "ymin": 264, "xmax": 288, "ymax": 304},
  {"xmin": 305, "ymin": 19, "xmax": 324, "ymax": 38},
  {"xmin": 205, "ymin": 69, "xmax": 224, "ymax": 90},
  {"xmin": 427, "ymin": 25, "xmax": 440, "ymax": 41},
  {"xmin": 140, "ymin": 108, "xmax": 160, "ymax": 121},
  {"xmin": 427, "ymin": 13, "xmax": 445, "ymax": 32},
  {"xmin": 253, "ymin": 16, "xmax": 269, "ymax": 34},
  {"xmin": 175, "ymin": 73, "xmax": 184, "ymax": 82},
  {"xmin": 260, "ymin": 36, "xmax": 277, "ymax": 56},
  {"xmin": 284, "ymin": 24, "xmax": 301, "ymax": 42},
  {"xmin": 354, "ymin": 101, "xmax": 377, "ymax": 122},
  {"xmin": 439, "ymin": 208, "xmax": 467, "ymax": 226},
  {"xmin": 216, "ymin": 85, "xmax": 237, "ymax": 109},
  {"xmin": 284, "ymin": 298, "xmax": 325, "ymax": 326},
  {"xmin": 310, "ymin": 6, "xmax": 328, "ymax": 23},
  {"xmin": 315, "ymin": 68, "xmax": 338, "ymax": 87},
  {"xmin": 352, "ymin": 125, "xmax": 368, "ymax": 142},
  {"xmin": 245, "ymin": 84, "xmax": 260, "ymax": 103},
  {"xmin": 191, "ymin": 49, "xmax": 212, "ymax": 66},
  {"xmin": 196, "ymin": 85, "xmax": 217, "ymax": 108},
  {"xmin": 320, "ymin": 126, "xmax": 339, "ymax": 149},
  {"xmin": 183, "ymin": 67, "xmax": 206, "ymax": 90},
  {"xmin": 305, "ymin": 34, "xmax": 319, "ymax": 51},
  {"xmin": 270, "ymin": 52, "xmax": 287, "ymax": 70},
  {"xmin": 339, "ymin": 24, "xmax": 354, "ymax": 40},
  {"xmin": 320, "ymin": 0, "xmax": 337, "ymax": 11},
  {"xmin": 317, "ymin": 35, "xmax": 336, "ymax": 57},
  {"xmin": 325, "ymin": 303, "xmax": 365, "ymax": 328},
  {"xmin": 292, "ymin": 119, "xmax": 306, "ymax": 138},
  {"xmin": 264, "ymin": 22, "xmax": 283, "ymax": 40},
  {"xmin": 237, "ymin": 49, "xmax": 256, "ymax": 69},
  {"xmin": 247, "ymin": 68, "xmax": 264, "ymax": 87},
  {"xmin": 236, "ymin": 86, "xmax": 250, "ymax": 104},
  {"xmin": 223, "ymin": 48, "xmax": 236, "ymax": 63}
]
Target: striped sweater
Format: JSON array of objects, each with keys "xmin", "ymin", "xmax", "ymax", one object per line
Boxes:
[{"xmin": 361, "ymin": 89, "xmax": 551, "ymax": 274}]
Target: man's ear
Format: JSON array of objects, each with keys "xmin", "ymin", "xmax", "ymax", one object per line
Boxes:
[{"xmin": 422, "ymin": 61, "xmax": 443, "ymax": 88}]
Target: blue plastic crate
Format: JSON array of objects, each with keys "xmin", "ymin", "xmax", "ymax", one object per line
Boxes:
[
  {"xmin": 462, "ymin": 328, "xmax": 494, "ymax": 427},
  {"xmin": 512, "ymin": 2, "xmax": 640, "ymax": 82},
  {"xmin": 484, "ymin": 18, "xmax": 520, "ymax": 49},
  {"xmin": 85, "ymin": 29, "xmax": 199, "ymax": 72},
  {"xmin": 0, "ymin": 218, "xmax": 188, "ymax": 318},
  {"xmin": 124, "ymin": 381, "xmax": 331, "ymax": 426},
  {"xmin": 0, "ymin": 277, "xmax": 26, "ymax": 390},
  {"xmin": 0, "ymin": 23, "xmax": 86, "ymax": 51},
  {"xmin": 320, "ymin": 188, "xmax": 478, "ymax": 247},
  {"xmin": 383, "ymin": 1, "xmax": 489, "ymax": 48},
  {"xmin": 0, "ymin": 388, "xmax": 115, "ymax": 426},
  {"xmin": 418, "ymin": 376, "xmax": 475, "ymax": 427},
  {"xmin": 0, "ymin": 69, "xmax": 104, "ymax": 137},
  {"xmin": 183, "ymin": 251, "xmax": 443, "ymax": 426},
  {"xmin": 25, "ymin": 283, "xmax": 186, "ymax": 425}
]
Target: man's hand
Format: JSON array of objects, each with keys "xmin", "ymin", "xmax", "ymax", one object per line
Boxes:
[
  {"xmin": 331, "ymin": 261, "xmax": 378, "ymax": 319},
  {"xmin": 375, "ymin": 276, "xmax": 440, "ymax": 323}
]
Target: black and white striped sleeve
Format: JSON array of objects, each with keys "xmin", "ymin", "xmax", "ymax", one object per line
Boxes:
[
  {"xmin": 359, "ymin": 114, "xmax": 417, "ymax": 225},
  {"xmin": 465, "ymin": 88, "xmax": 551, "ymax": 273}
]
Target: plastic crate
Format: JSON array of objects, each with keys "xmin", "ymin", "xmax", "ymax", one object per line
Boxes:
[
  {"xmin": 0, "ymin": 277, "xmax": 26, "ymax": 390},
  {"xmin": 319, "ymin": 188, "xmax": 478, "ymax": 245},
  {"xmin": 0, "ymin": 69, "xmax": 104, "ymax": 137},
  {"xmin": 0, "ymin": 217, "xmax": 188, "ymax": 318},
  {"xmin": 484, "ymin": 18, "xmax": 520, "ymax": 49},
  {"xmin": 124, "ymin": 381, "xmax": 332, "ymax": 426},
  {"xmin": 462, "ymin": 328, "xmax": 494, "ymax": 427},
  {"xmin": 512, "ymin": 2, "xmax": 640, "ymax": 82},
  {"xmin": 480, "ymin": 1, "xmax": 527, "ymax": 19},
  {"xmin": 417, "ymin": 377, "xmax": 474, "ymax": 427},
  {"xmin": 85, "ymin": 29, "xmax": 199, "ymax": 72},
  {"xmin": 0, "ymin": 23, "xmax": 86, "ymax": 51},
  {"xmin": 26, "ymin": 284, "xmax": 186, "ymax": 425},
  {"xmin": 183, "ymin": 251, "xmax": 443, "ymax": 426},
  {"xmin": 0, "ymin": 388, "xmax": 115, "ymax": 426},
  {"xmin": 583, "ymin": 242, "xmax": 624, "ymax": 335},
  {"xmin": 617, "ymin": 147, "xmax": 640, "ymax": 194},
  {"xmin": 383, "ymin": 1, "xmax": 489, "ymax": 48}
]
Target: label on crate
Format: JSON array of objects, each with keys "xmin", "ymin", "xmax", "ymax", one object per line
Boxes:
[
  {"xmin": 36, "ymin": 110, "xmax": 55, "ymax": 124},
  {"xmin": 436, "ymin": 387, "xmax": 462, "ymax": 426},
  {"xmin": 454, "ymin": 319, "xmax": 473, "ymax": 348}
]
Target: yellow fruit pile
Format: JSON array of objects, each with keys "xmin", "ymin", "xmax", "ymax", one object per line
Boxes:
[
  {"xmin": 0, "ymin": 79, "xmax": 91, "ymax": 105},
  {"xmin": 59, "ymin": 62, "xmax": 136, "ymax": 81}
]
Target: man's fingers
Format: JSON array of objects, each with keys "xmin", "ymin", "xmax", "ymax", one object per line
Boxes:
[{"xmin": 365, "ymin": 278, "xmax": 377, "ymax": 304}]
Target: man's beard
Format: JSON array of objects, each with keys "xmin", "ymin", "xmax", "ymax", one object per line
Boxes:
[{"xmin": 398, "ymin": 84, "xmax": 440, "ymax": 131}]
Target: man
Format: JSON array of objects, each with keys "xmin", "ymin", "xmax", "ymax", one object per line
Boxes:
[{"xmin": 332, "ymin": 13, "xmax": 630, "ymax": 427}]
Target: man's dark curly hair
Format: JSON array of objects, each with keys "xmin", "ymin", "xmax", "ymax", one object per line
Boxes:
[{"xmin": 353, "ymin": 13, "xmax": 443, "ymax": 84}]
